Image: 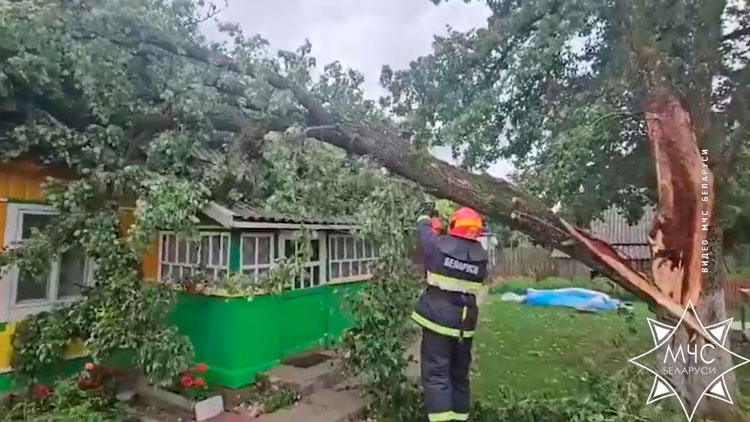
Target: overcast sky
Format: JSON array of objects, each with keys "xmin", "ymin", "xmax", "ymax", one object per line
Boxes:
[{"xmin": 204, "ymin": 0, "xmax": 512, "ymax": 177}]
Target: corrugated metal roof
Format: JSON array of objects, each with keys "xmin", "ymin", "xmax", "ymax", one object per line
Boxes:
[
  {"xmin": 230, "ymin": 203, "xmax": 357, "ymax": 226},
  {"xmin": 552, "ymin": 206, "xmax": 654, "ymax": 260}
]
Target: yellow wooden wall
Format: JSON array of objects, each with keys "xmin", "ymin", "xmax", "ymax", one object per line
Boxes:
[
  {"xmin": 0, "ymin": 160, "xmax": 157, "ymax": 372},
  {"xmin": 143, "ymin": 241, "xmax": 159, "ymax": 282},
  {"xmin": 0, "ymin": 161, "xmax": 67, "ymax": 371},
  {"xmin": 119, "ymin": 208, "xmax": 159, "ymax": 282}
]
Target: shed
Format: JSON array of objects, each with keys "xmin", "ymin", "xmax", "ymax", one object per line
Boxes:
[{"xmin": 552, "ymin": 207, "xmax": 654, "ymax": 279}]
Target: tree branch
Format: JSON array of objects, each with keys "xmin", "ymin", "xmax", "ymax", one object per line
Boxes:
[
  {"xmin": 76, "ymin": 22, "xmax": 334, "ymax": 126},
  {"xmin": 723, "ymin": 27, "xmax": 750, "ymax": 42}
]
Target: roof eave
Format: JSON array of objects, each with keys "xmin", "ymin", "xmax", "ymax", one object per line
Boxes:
[
  {"xmin": 231, "ymin": 221, "xmax": 358, "ymax": 231},
  {"xmin": 203, "ymin": 201, "xmax": 358, "ymax": 231},
  {"xmin": 202, "ymin": 201, "xmax": 236, "ymax": 229}
]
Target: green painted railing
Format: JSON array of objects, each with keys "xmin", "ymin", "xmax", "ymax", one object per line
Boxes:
[{"xmin": 172, "ymin": 281, "xmax": 366, "ymax": 388}]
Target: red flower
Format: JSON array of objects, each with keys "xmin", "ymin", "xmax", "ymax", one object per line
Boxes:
[
  {"xmin": 180, "ymin": 374, "xmax": 194, "ymax": 388},
  {"xmin": 84, "ymin": 362, "xmax": 96, "ymax": 372},
  {"xmin": 33, "ymin": 384, "xmax": 50, "ymax": 399},
  {"xmin": 197, "ymin": 363, "xmax": 208, "ymax": 373},
  {"xmin": 193, "ymin": 377, "xmax": 206, "ymax": 388}
]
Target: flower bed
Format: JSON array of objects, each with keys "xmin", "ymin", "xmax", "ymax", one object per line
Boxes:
[{"xmin": 135, "ymin": 362, "xmax": 225, "ymax": 422}]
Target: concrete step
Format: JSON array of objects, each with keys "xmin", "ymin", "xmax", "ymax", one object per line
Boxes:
[
  {"xmin": 253, "ymin": 384, "xmax": 369, "ymax": 422},
  {"xmin": 207, "ymin": 350, "xmax": 372, "ymax": 422},
  {"xmin": 264, "ymin": 350, "xmax": 345, "ymax": 397},
  {"xmin": 205, "ymin": 412, "xmax": 251, "ymax": 422}
]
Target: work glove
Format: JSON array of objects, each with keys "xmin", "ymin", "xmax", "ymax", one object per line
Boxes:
[
  {"xmin": 418, "ymin": 201, "xmax": 439, "ymax": 218},
  {"xmin": 430, "ymin": 217, "xmax": 443, "ymax": 233}
]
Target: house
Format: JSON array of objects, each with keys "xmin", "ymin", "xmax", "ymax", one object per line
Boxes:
[
  {"xmin": 552, "ymin": 207, "xmax": 654, "ymax": 279},
  {"xmin": 0, "ymin": 160, "xmax": 378, "ymax": 392}
]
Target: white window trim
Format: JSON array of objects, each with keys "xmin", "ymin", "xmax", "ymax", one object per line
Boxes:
[
  {"xmin": 328, "ymin": 234, "xmax": 378, "ymax": 284},
  {"xmin": 279, "ymin": 230, "xmax": 327, "ymax": 290},
  {"xmin": 1, "ymin": 203, "xmax": 95, "ymax": 322},
  {"xmin": 157, "ymin": 231, "xmax": 230, "ymax": 283},
  {"xmin": 239, "ymin": 233, "xmax": 276, "ymax": 282}
]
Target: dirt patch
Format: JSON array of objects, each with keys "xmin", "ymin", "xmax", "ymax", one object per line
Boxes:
[{"xmin": 282, "ymin": 352, "xmax": 331, "ymax": 369}]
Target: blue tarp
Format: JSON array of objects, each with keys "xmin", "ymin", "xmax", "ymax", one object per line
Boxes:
[{"xmin": 523, "ymin": 287, "xmax": 621, "ymax": 311}]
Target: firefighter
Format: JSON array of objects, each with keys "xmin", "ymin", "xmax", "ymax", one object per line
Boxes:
[{"xmin": 413, "ymin": 203, "xmax": 488, "ymax": 422}]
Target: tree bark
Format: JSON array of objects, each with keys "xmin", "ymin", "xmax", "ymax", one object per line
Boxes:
[{"xmin": 645, "ymin": 90, "xmax": 746, "ymax": 421}]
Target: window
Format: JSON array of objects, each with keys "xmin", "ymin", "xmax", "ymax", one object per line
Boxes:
[
  {"xmin": 158, "ymin": 232, "xmax": 229, "ymax": 282},
  {"xmin": 280, "ymin": 232, "xmax": 323, "ymax": 290},
  {"xmin": 240, "ymin": 234, "xmax": 275, "ymax": 282},
  {"xmin": 329, "ymin": 235, "xmax": 378, "ymax": 282},
  {"xmin": 1, "ymin": 204, "xmax": 94, "ymax": 321}
]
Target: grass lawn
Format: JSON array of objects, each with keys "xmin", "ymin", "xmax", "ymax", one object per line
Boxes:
[
  {"xmin": 470, "ymin": 277, "xmax": 750, "ymax": 420},
  {"xmin": 730, "ymin": 266, "xmax": 750, "ymax": 280},
  {"xmin": 472, "ymin": 296, "xmax": 655, "ymax": 402}
]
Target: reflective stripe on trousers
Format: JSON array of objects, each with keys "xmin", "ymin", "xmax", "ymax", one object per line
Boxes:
[
  {"xmin": 459, "ymin": 305, "xmax": 468, "ymax": 339},
  {"xmin": 428, "ymin": 411, "xmax": 469, "ymax": 421}
]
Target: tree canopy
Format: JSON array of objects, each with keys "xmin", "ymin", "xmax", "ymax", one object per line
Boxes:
[{"xmin": 382, "ymin": 0, "xmax": 750, "ymax": 234}]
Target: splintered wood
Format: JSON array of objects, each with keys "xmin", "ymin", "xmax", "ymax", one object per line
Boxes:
[{"xmin": 645, "ymin": 93, "xmax": 713, "ymax": 307}]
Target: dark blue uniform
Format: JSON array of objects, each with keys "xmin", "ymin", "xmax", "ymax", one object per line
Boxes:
[{"xmin": 412, "ymin": 216, "xmax": 488, "ymax": 422}]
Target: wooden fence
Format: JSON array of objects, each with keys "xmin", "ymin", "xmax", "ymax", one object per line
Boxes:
[
  {"xmin": 724, "ymin": 279, "xmax": 750, "ymax": 311},
  {"xmin": 494, "ymin": 246, "xmax": 558, "ymax": 279},
  {"xmin": 493, "ymin": 248, "xmax": 750, "ymax": 313}
]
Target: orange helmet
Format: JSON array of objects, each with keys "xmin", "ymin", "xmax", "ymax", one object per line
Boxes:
[{"xmin": 449, "ymin": 207, "xmax": 483, "ymax": 240}]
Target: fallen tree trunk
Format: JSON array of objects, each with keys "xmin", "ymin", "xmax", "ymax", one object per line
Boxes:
[
  {"xmin": 50, "ymin": 21, "xmax": 706, "ymax": 330},
  {"xmin": 304, "ymin": 123, "xmax": 704, "ymax": 333}
]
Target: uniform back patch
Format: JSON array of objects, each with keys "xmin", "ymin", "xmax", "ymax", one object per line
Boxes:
[{"xmin": 443, "ymin": 257, "xmax": 479, "ymax": 275}]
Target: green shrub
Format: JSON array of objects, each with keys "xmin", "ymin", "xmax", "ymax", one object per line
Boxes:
[
  {"xmin": 2, "ymin": 378, "xmax": 133, "ymax": 422},
  {"xmin": 472, "ymin": 368, "xmax": 679, "ymax": 422}
]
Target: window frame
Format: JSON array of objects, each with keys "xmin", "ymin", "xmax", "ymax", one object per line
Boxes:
[
  {"xmin": 239, "ymin": 232, "xmax": 276, "ymax": 283},
  {"xmin": 278, "ymin": 230, "xmax": 326, "ymax": 290},
  {"xmin": 1, "ymin": 203, "xmax": 95, "ymax": 322},
  {"xmin": 328, "ymin": 234, "xmax": 378, "ymax": 284},
  {"xmin": 157, "ymin": 231, "xmax": 231, "ymax": 283}
]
